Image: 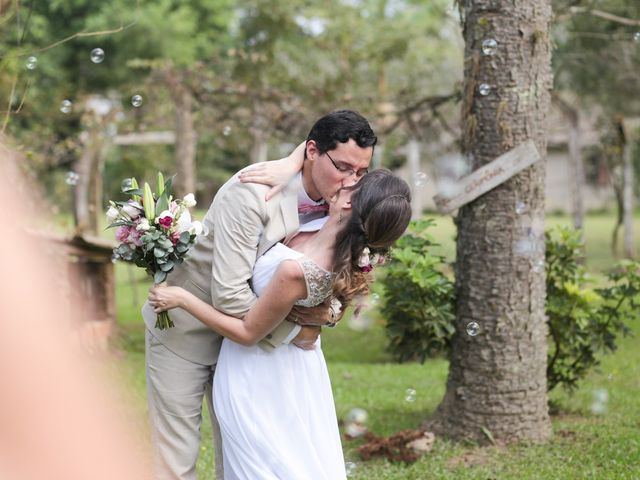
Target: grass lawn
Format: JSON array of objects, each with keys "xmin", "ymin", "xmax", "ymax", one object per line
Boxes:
[{"xmin": 111, "ymin": 212, "xmax": 640, "ymax": 479}]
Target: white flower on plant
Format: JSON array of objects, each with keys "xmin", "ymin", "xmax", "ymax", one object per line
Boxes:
[
  {"xmin": 136, "ymin": 217, "xmax": 151, "ymax": 231},
  {"xmin": 122, "ymin": 201, "xmax": 143, "ymax": 220},
  {"xmin": 106, "ymin": 206, "xmax": 119, "ymax": 223},
  {"xmin": 183, "ymin": 193, "xmax": 197, "ymax": 208}
]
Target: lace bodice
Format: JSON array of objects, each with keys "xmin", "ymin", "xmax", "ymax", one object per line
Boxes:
[
  {"xmin": 293, "ymin": 257, "xmax": 335, "ymax": 307},
  {"xmin": 252, "ymin": 243, "xmax": 334, "ymax": 307}
]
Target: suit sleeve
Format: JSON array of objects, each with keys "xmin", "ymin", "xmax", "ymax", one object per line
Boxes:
[
  {"xmin": 210, "ymin": 178, "xmax": 300, "ymax": 348},
  {"xmin": 210, "ymin": 181, "xmax": 264, "ymax": 316}
]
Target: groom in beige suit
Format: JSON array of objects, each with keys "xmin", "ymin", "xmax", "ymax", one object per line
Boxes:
[{"xmin": 142, "ymin": 110, "xmax": 377, "ymax": 479}]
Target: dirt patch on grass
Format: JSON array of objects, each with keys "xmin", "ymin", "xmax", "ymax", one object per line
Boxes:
[{"xmin": 447, "ymin": 447, "xmax": 492, "ymax": 469}]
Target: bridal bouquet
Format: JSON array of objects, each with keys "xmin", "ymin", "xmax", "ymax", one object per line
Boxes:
[{"xmin": 107, "ymin": 173, "xmax": 206, "ymax": 329}]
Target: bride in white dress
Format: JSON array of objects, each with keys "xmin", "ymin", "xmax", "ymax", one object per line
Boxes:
[{"xmin": 149, "ymin": 170, "xmax": 411, "ymax": 479}]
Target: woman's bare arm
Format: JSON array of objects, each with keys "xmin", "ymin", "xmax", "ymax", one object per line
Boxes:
[{"xmin": 149, "ymin": 260, "xmax": 308, "ymax": 346}]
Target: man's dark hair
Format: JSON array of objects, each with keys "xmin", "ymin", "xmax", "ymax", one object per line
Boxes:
[{"xmin": 306, "ymin": 110, "xmax": 377, "ymax": 157}]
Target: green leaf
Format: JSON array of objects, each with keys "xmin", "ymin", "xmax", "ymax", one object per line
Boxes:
[
  {"xmin": 122, "ymin": 188, "xmax": 144, "ymax": 198},
  {"xmin": 480, "ymin": 426, "xmax": 496, "ymax": 445},
  {"xmin": 154, "ymin": 247, "xmax": 166, "ymax": 258},
  {"xmin": 156, "ymin": 193, "xmax": 170, "ymax": 216},
  {"xmin": 164, "ymin": 174, "xmax": 177, "ymax": 196},
  {"xmin": 107, "ymin": 220, "xmax": 134, "ymax": 229},
  {"xmin": 160, "ymin": 261, "xmax": 175, "ymax": 272},
  {"xmin": 154, "ymin": 271, "xmax": 167, "ymax": 284}
]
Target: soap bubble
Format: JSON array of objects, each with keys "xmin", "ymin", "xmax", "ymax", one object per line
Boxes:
[
  {"xmin": 65, "ymin": 171, "xmax": 79, "ymax": 186},
  {"xmin": 405, "ymin": 388, "xmax": 416, "ymax": 403},
  {"xmin": 481, "ymin": 38, "xmax": 498, "ymax": 56},
  {"xmin": 466, "ymin": 321, "xmax": 480, "ymax": 336},
  {"xmin": 414, "ymin": 171, "xmax": 428, "ymax": 187},
  {"xmin": 90, "ymin": 48, "xmax": 105, "ymax": 64},
  {"xmin": 60, "ymin": 100, "xmax": 73, "ymax": 114},
  {"xmin": 26, "ymin": 56, "xmax": 38, "ymax": 70},
  {"xmin": 131, "ymin": 95, "xmax": 143, "ymax": 107}
]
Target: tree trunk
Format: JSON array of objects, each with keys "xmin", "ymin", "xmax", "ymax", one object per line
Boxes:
[
  {"xmin": 163, "ymin": 67, "xmax": 196, "ymax": 199},
  {"xmin": 173, "ymin": 83, "xmax": 196, "ymax": 199},
  {"xmin": 622, "ymin": 126, "xmax": 634, "ymax": 259},
  {"xmin": 552, "ymin": 94, "xmax": 585, "ymax": 234},
  {"xmin": 74, "ymin": 113, "xmax": 113, "ymax": 235},
  {"xmin": 428, "ymin": 0, "xmax": 553, "ymax": 444},
  {"xmin": 250, "ymin": 113, "xmax": 269, "ymax": 164},
  {"xmin": 407, "ymin": 138, "xmax": 422, "ymax": 219}
]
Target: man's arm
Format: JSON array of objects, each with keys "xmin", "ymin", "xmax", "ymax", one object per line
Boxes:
[
  {"xmin": 209, "ymin": 180, "xmax": 265, "ymax": 315},
  {"xmin": 209, "ymin": 177, "xmax": 301, "ymax": 348}
]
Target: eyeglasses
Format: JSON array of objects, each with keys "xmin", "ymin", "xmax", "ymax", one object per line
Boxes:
[{"xmin": 325, "ymin": 151, "xmax": 369, "ymax": 178}]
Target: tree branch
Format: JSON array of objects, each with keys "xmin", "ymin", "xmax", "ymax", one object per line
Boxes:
[{"xmin": 568, "ymin": 6, "xmax": 640, "ymax": 27}]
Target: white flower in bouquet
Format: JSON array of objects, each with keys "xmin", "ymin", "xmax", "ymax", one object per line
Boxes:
[
  {"xmin": 189, "ymin": 220, "xmax": 207, "ymax": 236},
  {"xmin": 182, "ymin": 193, "xmax": 197, "ymax": 208},
  {"xmin": 106, "ymin": 206, "xmax": 119, "ymax": 223},
  {"xmin": 121, "ymin": 201, "xmax": 143, "ymax": 219},
  {"xmin": 176, "ymin": 209, "xmax": 192, "ymax": 233},
  {"xmin": 136, "ymin": 218, "xmax": 151, "ymax": 231}
]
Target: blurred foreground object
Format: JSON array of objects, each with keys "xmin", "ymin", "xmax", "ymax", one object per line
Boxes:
[{"xmin": 0, "ymin": 136, "xmax": 151, "ymax": 480}]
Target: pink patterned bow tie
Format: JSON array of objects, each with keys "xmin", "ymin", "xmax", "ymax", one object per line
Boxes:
[{"xmin": 297, "ymin": 203, "xmax": 329, "ymax": 214}]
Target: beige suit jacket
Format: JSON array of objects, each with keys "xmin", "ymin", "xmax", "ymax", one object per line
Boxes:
[{"xmin": 142, "ymin": 167, "xmax": 304, "ymax": 365}]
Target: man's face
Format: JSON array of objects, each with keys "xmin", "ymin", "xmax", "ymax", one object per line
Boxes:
[{"xmin": 306, "ymin": 138, "xmax": 372, "ymax": 203}]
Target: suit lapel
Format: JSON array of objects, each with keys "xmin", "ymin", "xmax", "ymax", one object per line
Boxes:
[
  {"xmin": 257, "ymin": 175, "xmax": 301, "ymax": 258},
  {"xmin": 280, "ymin": 181, "xmax": 300, "ymax": 237}
]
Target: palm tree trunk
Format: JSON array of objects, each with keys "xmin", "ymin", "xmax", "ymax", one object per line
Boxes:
[{"xmin": 428, "ymin": 0, "xmax": 553, "ymax": 444}]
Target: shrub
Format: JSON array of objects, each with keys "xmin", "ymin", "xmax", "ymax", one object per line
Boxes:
[
  {"xmin": 381, "ymin": 219, "xmax": 456, "ymax": 363},
  {"xmin": 546, "ymin": 227, "xmax": 639, "ymax": 391},
  {"xmin": 381, "ymin": 223, "xmax": 639, "ymax": 392}
]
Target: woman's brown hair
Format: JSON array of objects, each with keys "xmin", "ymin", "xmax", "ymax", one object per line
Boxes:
[{"xmin": 332, "ymin": 169, "xmax": 412, "ymax": 306}]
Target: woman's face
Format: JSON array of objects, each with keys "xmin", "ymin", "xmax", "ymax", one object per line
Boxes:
[{"xmin": 329, "ymin": 186, "xmax": 356, "ymax": 218}]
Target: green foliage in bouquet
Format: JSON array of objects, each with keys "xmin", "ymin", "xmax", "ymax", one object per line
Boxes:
[{"xmin": 381, "ymin": 223, "xmax": 639, "ymax": 393}]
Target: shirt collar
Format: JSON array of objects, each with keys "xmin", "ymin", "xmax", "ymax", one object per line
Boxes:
[{"xmin": 296, "ymin": 172, "xmax": 325, "ymax": 207}]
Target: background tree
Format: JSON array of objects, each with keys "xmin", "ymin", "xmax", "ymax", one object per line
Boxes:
[
  {"xmin": 428, "ymin": 0, "xmax": 553, "ymax": 443},
  {"xmin": 552, "ymin": 0, "xmax": 640, "ymax": 258}
]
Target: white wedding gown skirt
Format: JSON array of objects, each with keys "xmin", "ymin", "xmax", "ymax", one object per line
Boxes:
[{"xmin": 213, "ymin": 243, "xmax": 346, "ymax": 479}]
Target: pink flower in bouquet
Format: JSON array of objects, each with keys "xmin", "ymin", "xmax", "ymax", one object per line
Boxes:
[
  {"xmin": 115, "ymin": 225, "xmax": 131, "ymax": 243},
  {"xmin": 158, "ymin": 215, "xmax": 173, "ymax": 229},
  {"xmin": 115, "ymin": 225, "xmax": 143, "ymax": 247},
  {"xmin": 128, "ymin": 228, "xmax": 143, "ymax": 247},
  {"xmin": 169, "ymin": 231, "xmax": 181, "ymax": 246}
]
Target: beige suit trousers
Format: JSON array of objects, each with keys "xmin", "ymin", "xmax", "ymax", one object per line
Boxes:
[{"xmin": 145, "ymin": 330, "xmax": 223, "ymax": 479}]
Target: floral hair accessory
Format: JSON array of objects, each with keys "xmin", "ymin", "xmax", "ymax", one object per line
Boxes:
[{"xmin": 358, "ymin": 247, "xmax": 373, "ymax": 272}]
